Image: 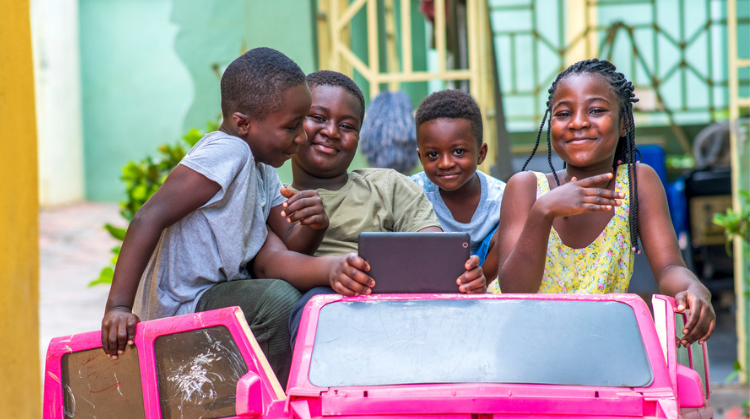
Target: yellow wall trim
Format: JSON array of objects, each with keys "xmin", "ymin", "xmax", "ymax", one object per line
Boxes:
[{"xmin": 0, "ymin": 0, "xmax": 41, "ymax": 415}]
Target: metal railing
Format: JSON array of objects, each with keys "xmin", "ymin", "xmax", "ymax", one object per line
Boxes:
[
  {"xmin": 317, "ymin": 0, "xmax": 501, "ymax": 172},
  {"xmin": 492, "ymin": 0, "xmax": 750, "ymax": 154}
]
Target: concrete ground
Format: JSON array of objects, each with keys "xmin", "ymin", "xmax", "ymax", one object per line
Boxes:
[{"xmin": 39, "ymin": 202, "xmax": 748, "ymax": 416}]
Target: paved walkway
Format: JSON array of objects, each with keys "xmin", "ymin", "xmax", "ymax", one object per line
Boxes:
[
  {"xmin": 39, "ymin": 202, "xmax": 748, "ymax": 416},
  {"xmin": 39, "ymin": 202, "xmax": 119, "ymax": 356}
]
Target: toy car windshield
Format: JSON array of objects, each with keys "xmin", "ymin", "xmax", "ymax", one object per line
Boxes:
[{"xmin": 308, "ymin": 299, "xmax": 653, "ymax": 388}]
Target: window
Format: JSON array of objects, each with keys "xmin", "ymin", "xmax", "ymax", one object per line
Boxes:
[
  {"xmin": 675, "ymin": 312, "xmax": 709, "ymax": 399},
  {"xmin": 310, "ymin": 299, "xmax": 653, "ymax": 387},
  {"xmin": 155, "ymin": 326, "xmax": 249, "ymax": 419},
  {"xmin": 674, "ymin": 313, "xmax": 691, "ymax": 368},
  {"xmin": 61, "ymin": 347, "xmax": 146, "ymax": 419}
]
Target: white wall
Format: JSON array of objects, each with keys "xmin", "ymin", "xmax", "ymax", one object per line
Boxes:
[{"xmin": 32, "ymin": 0, "xmax": 85, "ymax": 207}]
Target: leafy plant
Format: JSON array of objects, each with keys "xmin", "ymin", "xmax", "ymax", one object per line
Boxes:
[
  {"xmin": 89, "ymin": 121, "xmax": 220, "ymax": 286},
  {"xmin": 713, "ymin": 189, "xmax": 750, "ymax": 387},
  {"xmin": 713, "ymin": 190, "xmax": 750, "ymax": 255}
]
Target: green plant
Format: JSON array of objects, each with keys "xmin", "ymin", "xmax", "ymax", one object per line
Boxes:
[
  {"xmin": 713, "ymin": 190, "xmax": 750, "ymax": 255},
  {"xmin": 89, "ymin": 121, "xmax": 220, "ymax": 286},
  {"xmin": 713, "ymin": 190, "xmax": 750, "ymax": 388}
]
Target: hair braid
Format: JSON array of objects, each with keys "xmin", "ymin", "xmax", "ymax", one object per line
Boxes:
[
  {"xmin": 527, "ymin": 58, "xmax": 641, "ymax": 253},
  {"xmin": 546, "ymin": 116, "xmax": 560, "ymax": 186},
  {"xmin": 521, "ymin": 108, "xmax": 549, "ymax": 171},
  {"xmin": 627, "ymin": 108, "xmax": 640, "ymax": 253}
]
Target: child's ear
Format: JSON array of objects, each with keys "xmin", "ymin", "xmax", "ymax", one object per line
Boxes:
[
  {"xmin": 477, "ymin": 142, "xmax": 488, "ymax": 165},
  {"xmin": 416, "ymin": 147, "xmax": 423, "ymax": 161},
  {"xmin": 231, "ymin": 112, "xmax": 252, "ymax": 136},
  {"xmin": 620, "ymin": 116, "xmax": 628, "ymax": 137}
]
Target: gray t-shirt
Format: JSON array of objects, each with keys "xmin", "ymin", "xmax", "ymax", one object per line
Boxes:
[
  {"xmin": 411, "ymin": 171, "xmax": 506, "ymax": 254},
  {"xmin": 133, "ymin": 131, "xmax": 285, "ymax": 321}
]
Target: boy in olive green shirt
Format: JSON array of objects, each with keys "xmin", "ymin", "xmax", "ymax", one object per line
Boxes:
[
  {"xmin": 290, "ymin": 168, "xmax": 440, "ymax": 256},
  {"xmin": 287, "ymin": 71, "xmax": 487, "ymax": 343}
]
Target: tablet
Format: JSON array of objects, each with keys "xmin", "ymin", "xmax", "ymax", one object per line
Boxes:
[{"xmin": 358, "ymin": 232, "xmax": 470, "ymax": 293}]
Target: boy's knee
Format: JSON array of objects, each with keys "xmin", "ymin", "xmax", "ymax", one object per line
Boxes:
[{"xmin": 257, "ymin": 279, "xmax": 302, "ymax": 317}]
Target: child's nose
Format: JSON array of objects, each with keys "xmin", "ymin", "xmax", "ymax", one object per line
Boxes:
[
  {"xmin": 570, "ymin": 110, "xmax": 590, "ymax": 129},
  {"xmin": 321, "ymin": 120, "xmax": 340, "ymax": 139},
  {"xmin": 295, "ymin": 128, "xmax": 308, "ymax": 145},
  {"xmin": 438, "ymin": 155, "xmax": 454, "ymax": 168}
]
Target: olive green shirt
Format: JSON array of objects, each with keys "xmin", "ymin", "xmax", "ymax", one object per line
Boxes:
[{"xmin": 290, "ymin": 168, "xmax": 441, "ymax": 256}]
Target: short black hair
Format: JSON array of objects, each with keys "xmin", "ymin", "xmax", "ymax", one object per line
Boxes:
[
  {"xmin": 306, "ymin": 70, "xmax": 365, "ymax": 121},
  {"xmin": 220, "ymin": 47, "xmax": 306, "ymax": 120},
  {"xmin": 415, "ymin": 89, "xmax": 483, "ymax": 144}
]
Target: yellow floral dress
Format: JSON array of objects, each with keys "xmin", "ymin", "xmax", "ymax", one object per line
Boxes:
[{"xmin": 534, "ymin": 165, "xmax": 634, "ymax": 293}]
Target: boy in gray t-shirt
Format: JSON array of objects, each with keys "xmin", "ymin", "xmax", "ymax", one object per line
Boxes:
[{"xmin": 101, "ymin": 48, "xmax": 374, "ymax": 388}]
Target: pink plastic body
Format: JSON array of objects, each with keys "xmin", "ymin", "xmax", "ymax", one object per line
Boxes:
[
  {"xmin": 43, "ymin": 307, "xmax": 287, "ymax": 419},
  {"xmin": 288, "ymin": 293, "xmax": 712, "ymax": 419},
  {"xmin": 43, "ymin": 293, "xmax": 713, "ymax": 419}
]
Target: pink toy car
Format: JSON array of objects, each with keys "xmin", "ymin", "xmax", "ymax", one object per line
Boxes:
[{"xmin": 43, "ymin": 293, "xmax": 712, "ymax": 419}]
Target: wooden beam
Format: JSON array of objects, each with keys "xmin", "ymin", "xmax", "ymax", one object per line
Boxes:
[
  {"xmin": 435, "ymin": 0, "xmax": 447, "ymax": 75},
  {"xmin": 400, "ymin": 0, "xmax": 413, "ymax": 74},
  {"xmin": 367, "ymin": 0, "xmax": 380, "ymax": 97},
  {"xmin": 727, "ymin": 0, "xmax": 748, "ymax": 385}
]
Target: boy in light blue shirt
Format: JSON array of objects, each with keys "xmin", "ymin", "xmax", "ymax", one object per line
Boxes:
[{"xmin": 411, "ymin": 89, "xmax": 506, "ymax": 282}]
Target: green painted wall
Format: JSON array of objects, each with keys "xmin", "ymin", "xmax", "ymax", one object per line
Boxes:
[
  {"xmin": 81, "ymin": 0, "xmax": 319, "ymax": 200},
  {"xmin": 171, "ymin": 0, "xmax": 319, "ymax": 185},
  {"xmin": 80, "ymin": 0, "xmax": 192, "ymax": 201},
  {"xmin": 171, "ymin": 0, "xmax": 318, "ymax": 132}
]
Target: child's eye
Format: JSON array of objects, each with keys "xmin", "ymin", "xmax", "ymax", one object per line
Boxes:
[
  {"xmin": 341, "ymin": 123, "xmax": 355, "ymax": 131},
  {"xmin": 453, "ymin": 149, "xmax": 466, "ymax": 156},
  {"xmin": 426, "ymin": 151, "xmax": 438, "ymax": 159},
  {"xmin": 287, "ymin": 123, "xmax": 299, "ymax": 130},
  {"xmin": 555, "ymin": 111, "xmax": 571, "ymax": 118},
  {"xmin": 307, "ymin": 115, "xmax": 325, "ymax": 123},
  {"xmin": 590, "ymin": 108, "xmax": 607, "ymax": 115}
]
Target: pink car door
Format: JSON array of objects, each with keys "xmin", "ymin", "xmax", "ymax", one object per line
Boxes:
[
  {"xmin": 43, "ymin": 306, "xmax": 285, "ymax": 419},
  {"xmin": 652, "ymin": 295, "xmax": 713, "ymax": 419}
]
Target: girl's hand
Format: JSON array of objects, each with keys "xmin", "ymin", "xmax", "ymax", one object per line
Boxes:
[
  {"xmin": 675, "ymin": 289, "xmax": 716, "ymax": 345},
  {"xmin": 280, "ymin": 188, "xmax": 329, "ymax": 230},
  {"xmin": 536, "ymin": 172, "xmax": 625, "ymax": 219},
  {"xmin": 328, "ymin": 253, "xmax": 375, "ymax": 296},
  {"xmin": 457, "ymin": 255, "xmax": 486, "ymax": 293}
]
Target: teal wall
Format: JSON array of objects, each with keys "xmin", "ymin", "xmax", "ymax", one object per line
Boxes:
[
  {"xmin": 171, "ymin": 0, "xmax": 319, "ymax": 132},
  {"xmin": 80, "ymin": 0, "xmax": 192, "ymax": 201},
  {"xmin": 80, "ymin": 0, "xmax": 319, "ymax": 201}
]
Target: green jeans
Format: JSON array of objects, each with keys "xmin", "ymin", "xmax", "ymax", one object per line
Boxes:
[{"xmin": 196, "ymin": 278, "xmax": 301, "ymax": 388}]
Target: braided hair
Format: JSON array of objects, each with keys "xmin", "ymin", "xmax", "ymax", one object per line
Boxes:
[{"xmin": 522, "ymin": 58, "xmax": 641, "ymax": 253}]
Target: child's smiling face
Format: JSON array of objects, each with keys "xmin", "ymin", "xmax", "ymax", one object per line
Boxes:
[
  {"xmin": 293, "ymin": 85, "xmax": 363, "ymax": 178},
  {"xmin": 417, "ymin": 118, "xmax": 487, "ymax": 192},
  {"xmin": 549, "ymin": 73, "xmax": 626, "ymax": 171},
  {"xmin": 246, "ymin": 83, "xmax": 312, "ymax": 168}
]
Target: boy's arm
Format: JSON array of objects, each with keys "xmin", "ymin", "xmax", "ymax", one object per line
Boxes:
[
  {"xmin": 481, "ymin": 228, "xmax": 500, "ymax": 282},
  {"xmin": 267, "ymin": 188, "xmax": 329, "ymax": 255},
  {"xmin": 254, "ymin": 228, "xmax": 375, "ymax": 295},
  {"xmin": 102, "ymin": 165, "xmax": 221, "ymax": 358},
  {"xmin": 636, "ymin": 164, "xmax": 715, "ymax": 345}
]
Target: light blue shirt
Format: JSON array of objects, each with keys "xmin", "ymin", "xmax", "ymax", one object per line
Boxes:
[{"xmin": 411, "ymin": 171, "xmax": 505, "ymax": 263}]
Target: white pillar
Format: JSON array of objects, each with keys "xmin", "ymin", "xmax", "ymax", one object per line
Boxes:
[{"xmin": 32, "ymin": 0, "xmax": 85, "ymax": 207}]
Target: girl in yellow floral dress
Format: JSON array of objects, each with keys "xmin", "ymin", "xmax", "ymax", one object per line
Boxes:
[{"xmin": 496, "ymin": 59, "xmax": 715, "ymax": 346}]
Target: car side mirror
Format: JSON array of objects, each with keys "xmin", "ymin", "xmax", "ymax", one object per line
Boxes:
[
  {"xmin": 236, "ymin": 371, "xmax": 264, "ymax": 418},
  {"xmin": 676, "ymin": 364, "xmax": 705, "ymax": 408}
]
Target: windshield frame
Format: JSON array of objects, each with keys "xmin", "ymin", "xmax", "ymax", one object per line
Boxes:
[{"xmin": 288, "ymin": 293, "xmax": 670, "ymax": 394}]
